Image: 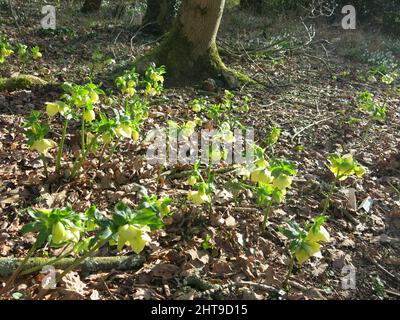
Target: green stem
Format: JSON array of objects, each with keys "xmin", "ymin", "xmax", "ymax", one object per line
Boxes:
[
  {"xmin": 70, "ymin": 134, "xmax": 99, "ymax": 178},
  {"xmin": 40, "ymin": 154, "xmax": 49, "ymax": 180},
  {"xmin": 283, "ymin": 254, "xmax": 295, "ymax": 291},
  {"xmin": 56, "ymin": 119, "xmax": 69, "ymax": 174},
  {"xmin": 262, "ymin": 201, "xmax": 272, "ymax": 230},
  {"xmin": 56, "ymin": 240, "xmax": 105, "ymax": 282},
  {"xmin": 322, "ymin": 178, "xmax": 337, "ymax": 215},
  {"xmin": 0, "ymin": 243, "xmax": 37, "ymax": 296},
  {"xmin": 20, "ymin": 250, "xmax": 73, "ymax": 276},
  {"xmin": 100, "ymin": 139, "xmax": 120, "ymax": 169},
  {"xmin": 81, "ymin": 119, "xmax": 86, "ymax": 153}
]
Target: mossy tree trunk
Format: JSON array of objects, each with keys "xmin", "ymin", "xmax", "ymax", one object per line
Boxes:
[
  {"xmin": 81, "ymin": 0, "xmax": 102, "ymax": 13},
  {"xmin": 143, "ymin": 0, "xmax": 177, "ymax": 34},
  {"xmin": 137, "ymin": 0, "xmax": 250, "ymax": 87}
]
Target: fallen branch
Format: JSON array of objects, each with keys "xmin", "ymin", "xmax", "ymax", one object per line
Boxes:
[
  {"xmin": 0, "ymin": 255, "xmax": 144, "ymax": 278},
  {"xmin": 291, "ymin": 116, "xmax": 335, "ymax": 142}
]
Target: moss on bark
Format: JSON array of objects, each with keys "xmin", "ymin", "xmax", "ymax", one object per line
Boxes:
[
  {"xmin": 0, "ymin": 74, "xmax": 48, "ymax": 91},
  {"xmin": 136, "ymin": 25, "xmax": 253, "ymax": 88},
  {"xmin": 0, "ymin": 255, "xmax": 144, "ymax": 278}
]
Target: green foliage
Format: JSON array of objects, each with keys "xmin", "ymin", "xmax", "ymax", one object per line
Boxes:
[
  {"xmin": 280, "ymin": 215, "xmax": 330, "ymax": 265},
  {"xmin": 0, "ymin": 33, "xmax": 42, "ymax": 65},
  {"xmin": 356, "ymin": 91, "xmax": 387, "ymax": 122},
  {"xmin": 328, "ymin": 153, "xmax": 366, "ymax": 181},
  {"xmin": 22, "ymin": 65, "xmax": 164, "ymax": 180}
]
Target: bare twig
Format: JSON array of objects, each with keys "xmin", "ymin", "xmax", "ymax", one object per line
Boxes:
[{"xmin": 291, "ymin": 116, "xmax": 335, "ymax": 142}]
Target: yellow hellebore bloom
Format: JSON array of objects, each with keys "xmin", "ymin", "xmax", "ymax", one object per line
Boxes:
[
  {"xmin": 65, "ymin": 228, "xmax": 80, "ymax": 243},
  {"xmin": 86, "ymin": 132, "xmax": 95, "ymax": 145},
  {"xmin": 145, "ymin": 84, "xmax": 157, "ymax": 96},
  {"xmin": 255, "ymin": 159, "xmax": 269, "ymax": 168},
  {"xmin": 90, "ymin": 91, "xmax": 99, "ymax": 104},
  {"xmin": 52, "ymin": 221, "xmax": 68, "ymax": 245},
  {"xmin": 45, "ymin": 102, "xmax": 60, "ymax": 117},
  {"xmin": 123, "ymin": 87, "xmax": 135, "ymax": 97},
  {"xmin": 102, "ymin": 132, "xmax": 113, "ymax": 144},
  {"xmin": 132, "ymin": 129, "xmax": 139, "ymax": 142},
  {"xmin": 117, "ymin": 224, "xmax": 151, "ymax": 254},
  {"xmin": 150, "ymin": 73, "xmax": 164, "ymax": 83},
  {"xmin": 31, "ymin": 139, "xmax": 56, "ymax": 156},
  {"xmin": 272, "ymin": 174, "xmax": 293, "ymax": 190},
  {"xmin": 33, "ymin": 51, "xmax": 42, "ymax": 60},
  {"xmin": 306, "ymin": 226, "xmax": 331, "ymax": 243},
  {"xmin": 83, "ymin": 109, "xmax": 96, "ymax": 122},
  {"xmin": 188, "ymin": 191, "xmax": 211, "ymax": 205},
  {"xmin": 116, "ymin": 124, "xmax": 132, "ymax": 139},
  {"xmin": 187, "ymin": 176, "xmax": 197, "ymax": 186},
  {"xmin": 192, "ymin": 103, "xmax": 202, "ymax": 112},
  {"xmin": 250, "ymin": 169, "xmax": 273, "ymax": 184},
  {"xmin": 294, "ymin": 240, "xmax": 321, "ymax": 265}
]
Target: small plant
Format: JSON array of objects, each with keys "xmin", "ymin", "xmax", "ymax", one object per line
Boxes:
[
  {"xmin": 323, "ymin": 153, "xmax": 366, "ymax": 214},
  {"xmin": 201, "ymin": 234, "xmax": 215, "ymax": 251},
  {"xmin": 191, "ymin": 90, "xmax": 250, "ymax": 128},
  {"xmin": 280, "ymin": 215, "xmax": 330, "ymax": 290},
  {"xmin": 238, "ymin": 145, "xmax": 297, "ymax": 230},
  {"xmin": 187, "ymin": 161, "xmax": 214, "ymax": 210},
  {"xmin": 31, "ymin": 46, "xmax": 42, "ymax": 60},
  {"xmin": 16, "ymin": 43, "xmax": 28, "ymax": 62},
  {"xmin": 0, "ymin": 34, "xmax": 13, "ymax": 64},
  {"xmin": 357, "ymin": 91, "xmax": 387, "ymax": 122}
]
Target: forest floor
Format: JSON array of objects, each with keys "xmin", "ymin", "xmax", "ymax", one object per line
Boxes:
[{"xmin": 0, "ymin": 2, "xmax": 399, "ymax": 300}]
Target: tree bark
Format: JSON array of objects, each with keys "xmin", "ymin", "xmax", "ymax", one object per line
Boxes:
[
  {"xmin": 81, "ymin": 0, "xmax": 102, "ymax": 13},
  {"xmin": 136, "ymin": 0, "xmax": 251, "ymax": 87},
  {"xmin": 143, "ymin": 0, "xmax": 177, "ymax": 34}
]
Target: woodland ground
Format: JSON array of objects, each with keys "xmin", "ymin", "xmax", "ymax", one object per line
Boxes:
[{"xmin": 0, "ymin": 2, "xmax": 399, "ymax": 300}]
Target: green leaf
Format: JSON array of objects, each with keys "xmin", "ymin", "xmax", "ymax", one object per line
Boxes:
[{"xmin": 131, "ymin": 208, "xmax": 164, "ymax": 231}]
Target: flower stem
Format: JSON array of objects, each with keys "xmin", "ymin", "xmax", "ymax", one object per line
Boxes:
[
  {"xmin": 322, "ymin": 178, "xmax": 337, "ymax": 215},
  {"xmin": 40, "ymin": 154, "xmax": 49, "ymax": 180},
  {"xmin": 0, "ymin": 243, "xmax": 37, "ymax": 296},
  {"xmin": 262, "ymin": 202, "xmax": 272, "ymax": 230},
  {"xmin": 283, "ymin": 254, "xmax": 295, "ymax": 291},
  {"xmin": 56, "ymin": 119, "xmax": 69, "ymax": 174},
  {"xmin": 81, "ymin": 119, "xmax": 86, "ymax": 153},
  {"xmin": 70, "ymin": 134, "xmax": 99, "ymax": 178},
  {"xmin": 100, "ymin": 139, "xmax": 120, "ymax": 169}
]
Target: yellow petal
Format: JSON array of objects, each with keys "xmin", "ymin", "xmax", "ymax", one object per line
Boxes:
[
  {"xmin": 45, "ymin": 102, "xmax": 60, "ymax": 117},
  {"xmin": 31, "ymin": 139, "xmax": 56, "ymax": 155},
  {"xmin": 306, "ymin": 226, "xmax": 330, "ymax": 243}
]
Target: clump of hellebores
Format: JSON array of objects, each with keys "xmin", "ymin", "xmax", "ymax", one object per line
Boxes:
[
  {"xmin": 328, "ymin": 153, "xmax": 366, "ymax": 181},
  {"xmin": 22, "ymin": 65, "xmax": 161, "ymax": 180},
  {"xmin": 280, "ymin": 215, "xmax": 331, "ymax": 289},
  {"xmin": 3, "ymin": 192, "xmax": 171, "ymax": 294},
  {"xmin": 239, "ymin": 145, "xmax": 297, "ymax": 230}
]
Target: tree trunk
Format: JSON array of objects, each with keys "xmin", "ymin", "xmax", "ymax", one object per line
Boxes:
[
  {"xmin": 81, "ymin": 0, "xmax": 102, "ymax": 13},
  {"xmin": 143, "ymin": 0, "xmax": 177, "ymax": 34},
  {"xmin": 136, "ymin": 0, "xmax": 251, "ymax": 87}
]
